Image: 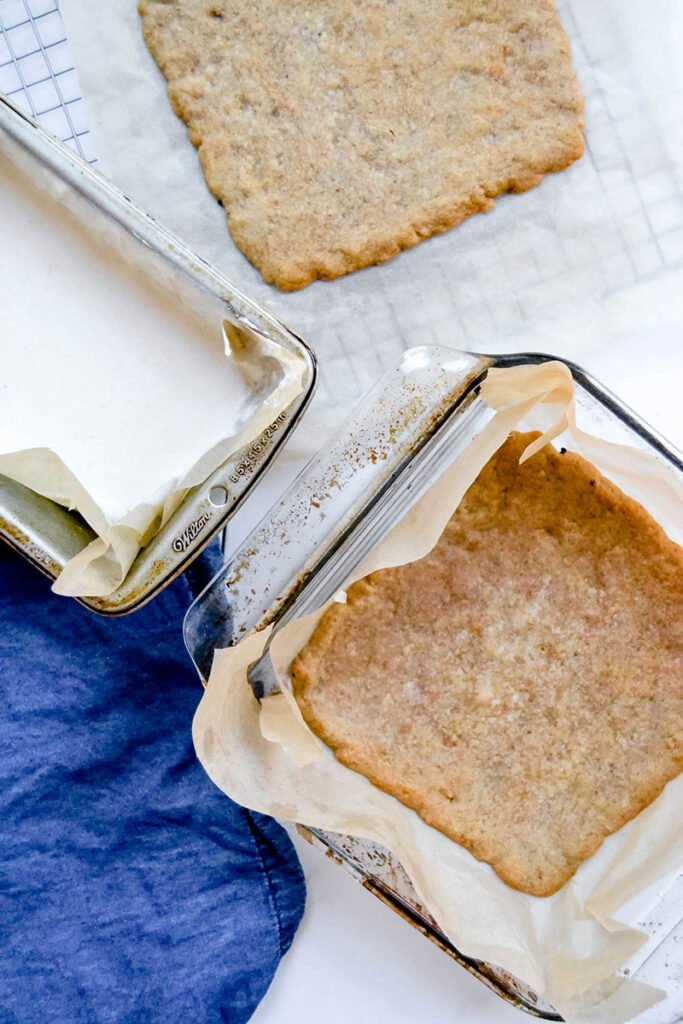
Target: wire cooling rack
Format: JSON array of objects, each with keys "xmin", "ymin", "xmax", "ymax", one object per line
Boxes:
[{"xmin": 0, "ymin": 0, "xmax": 95, "ymax": 161}]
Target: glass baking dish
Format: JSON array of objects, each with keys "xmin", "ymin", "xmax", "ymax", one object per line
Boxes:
[
  {"xmin": 0, "ymin": 92, "xmax": 316, "ymax": 615},
  {"xmin": 184, "ymin": 346, "xmax": 682, "ymax": 1019}
]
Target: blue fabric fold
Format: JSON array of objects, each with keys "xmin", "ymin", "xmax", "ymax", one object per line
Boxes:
[{"xmin": 0, "ymin": 542, "xmax": 305, "ymax": 1024}]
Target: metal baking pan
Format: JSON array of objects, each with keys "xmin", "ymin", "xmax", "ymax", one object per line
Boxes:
[
  {"xmin": 0, "ymin": 92, "xmax": 316, "ymax": 615},
  {"xmin": 184, "ymin": 346, "xmax": 682, "ymax": 1019}
]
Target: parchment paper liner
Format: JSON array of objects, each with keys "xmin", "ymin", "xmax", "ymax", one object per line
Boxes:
[
  {"xmin": 0, "ymin": 321, "xmax": 305, "ymax": 598},
  {"xmin": 193, "ymin": 362, "xmax": 683, "ymax": 1024}
]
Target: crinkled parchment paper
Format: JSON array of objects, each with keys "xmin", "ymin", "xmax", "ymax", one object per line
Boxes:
[
  {"xmin": 193, "ymin": 363, "xmax": 683, "ymax": 1024},
  {"xmin": 0, "ymin": 144, "xmax": 305, "ymax": 597}
]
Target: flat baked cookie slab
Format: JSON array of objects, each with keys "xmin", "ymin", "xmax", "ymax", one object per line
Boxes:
[
  {"xmin": 291, "ymin": 432, "xmax": 683, "ymax": 896},
  {"xmin": 138, "ymin": 0, "xmax": 584, "ymax": 290}
]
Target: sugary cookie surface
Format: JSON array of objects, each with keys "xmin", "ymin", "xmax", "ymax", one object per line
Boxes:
[
  {"xmin": 292, "ymin": 432, "xmax": 683, "ymax": 896},
  {"xmin": 139, "ymin": 0, "xmax": 584, "ymax": 289}
]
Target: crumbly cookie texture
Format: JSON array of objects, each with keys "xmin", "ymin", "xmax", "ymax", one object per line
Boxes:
[
  {"xmin": 291, "ymin": 433, "xmax": 683, "ymax": 897},
  {"xmin": 138, "ymin": 0, "xmax": 584, "ymax": 290}
]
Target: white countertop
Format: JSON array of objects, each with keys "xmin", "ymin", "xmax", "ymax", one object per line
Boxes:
[{"xmin": 254, "ymin": 827, "xmax": 524, "ymax": 1024}]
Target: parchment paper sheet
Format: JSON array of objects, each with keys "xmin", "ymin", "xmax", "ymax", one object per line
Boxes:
[
  {"xmin": 60, "ymin": 0, "xmax": 683, "ymax": 449},
  {"xmin": 193, "ymin": 363, "xmax": 683, "ymax": 1024},
  {"xmin": 0, "ymin": 144, "xmax": 305, "ymax": 597}
]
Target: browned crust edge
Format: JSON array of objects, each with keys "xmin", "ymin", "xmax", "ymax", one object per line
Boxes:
[
  {"xmin": 138, "ymin": 2, "xmax": 585, "ymax": 291},
  {"xmin": 291, "ymin": 437, "xmax": 682, "ymax": 897}
]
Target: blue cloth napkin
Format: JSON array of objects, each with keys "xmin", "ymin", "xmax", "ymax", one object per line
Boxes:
[{"xmin": 0, "ymin": 542, "xmax": 305, "ymax": 1024}]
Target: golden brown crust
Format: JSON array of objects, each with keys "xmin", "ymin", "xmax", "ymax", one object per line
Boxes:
[
  {"xmin": 138, "ymin": 0, "xmax": 584, "ymax": 290},
  {"xmin": 291, "ymin": 433, "xmax": 683, "ymax": 896}
]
